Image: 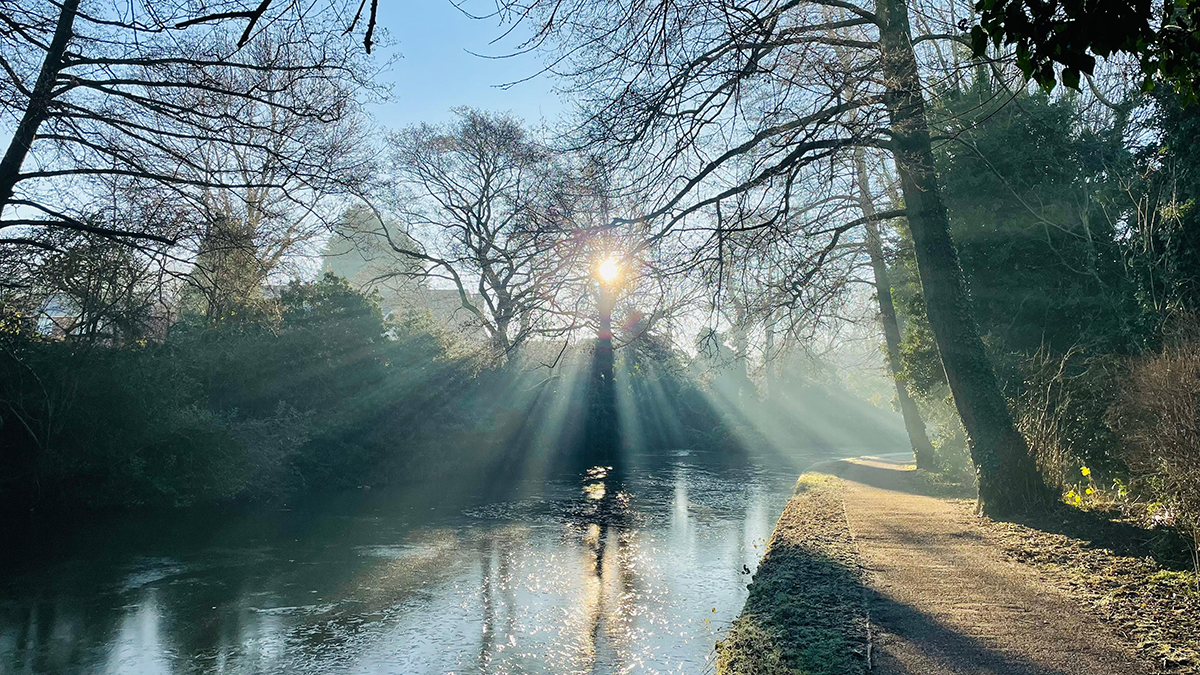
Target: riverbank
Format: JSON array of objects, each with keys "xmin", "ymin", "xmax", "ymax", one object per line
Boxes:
[
  {"xmin": 721, "ymin": 456, "xmax": 1181, "ymax": 674},
  {"xmin": 716, "ymin": 471, "xmax": 870, "ymax": 674}
]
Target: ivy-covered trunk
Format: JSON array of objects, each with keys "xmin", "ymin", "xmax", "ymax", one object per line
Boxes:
[{"xmin": 875, "ymin": 0, "xmax": 1053, "ymax": 515}]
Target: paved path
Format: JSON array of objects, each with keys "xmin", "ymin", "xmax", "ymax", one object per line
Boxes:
[{"xmin": 830, "ymin": 455, "xmax": 1151, "ymax": 675}]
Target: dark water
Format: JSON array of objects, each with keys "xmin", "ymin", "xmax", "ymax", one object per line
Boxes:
[{"xmin": 0, "ymin": 449, "xmax": 814, "ymax": 674}]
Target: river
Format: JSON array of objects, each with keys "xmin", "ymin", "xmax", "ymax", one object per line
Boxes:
[{"xmin": 0, "ymin": 448, "xmax": 821, "ymax": 674}]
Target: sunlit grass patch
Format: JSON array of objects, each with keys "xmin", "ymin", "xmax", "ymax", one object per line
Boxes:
[
  {"xmin": 792, "ymin": 472, "xmax": 840, "ymax": 494},
  {"xmin": 1149, "ymin": 569, "xmax": 1199, "ymax": 591}
]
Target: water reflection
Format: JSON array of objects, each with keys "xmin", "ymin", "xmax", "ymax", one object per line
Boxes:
[
  {"xmin": 0, "ymin": 449, "xmax": 807, "ymax": 674},
  {"xmin": 571, "ymin": 465, "xmax": 636, "ymax": 670}
]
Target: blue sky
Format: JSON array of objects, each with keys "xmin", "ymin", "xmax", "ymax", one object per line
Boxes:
[{"xmin": 368, "ymin": 1, "xmax": 566, "ymax": 128}]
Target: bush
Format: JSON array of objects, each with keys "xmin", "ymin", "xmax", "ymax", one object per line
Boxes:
[
  {"xmin": 0, "ymin": 338, "xmax": 311, "ymax": 508},
  {"xmin": 0, "ymin": 274, "xmax": 477, "ymax": 512},
  {"xmin": 919, "ymin": 395, "xmax": 974, "ymax": 481},
  {"xmin": 1109, "ymin": 326, "xmax": 1200, "ymax": 564},
  {"xmin": 1013, "ymin": 346, "xmax": 1126, "ymax": 491}
]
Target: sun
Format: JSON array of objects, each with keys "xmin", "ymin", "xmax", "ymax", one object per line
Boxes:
[{"xmin": 597, "ymin": 257, "xmax": 620, "ymax": 283}]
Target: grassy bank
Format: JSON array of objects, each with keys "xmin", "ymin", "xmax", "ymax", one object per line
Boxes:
[{"xmin": 716, "ymin": 472, "xmax": 869, "ymax": 675}]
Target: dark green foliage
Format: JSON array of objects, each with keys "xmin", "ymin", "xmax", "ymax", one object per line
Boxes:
[
  {"xmin": 893, "ymin": 87, "xmax": 1147, "ymax": 483},
  {"xmin": 0, "ymin": 274, "xmax": 473, "ymax": 510},
  {"xmin": 971, "ymin": 0, "xmax": 1200, "ymax": 101},
  {"xmin": 185, "ymin": 275, "xmax": 476, "ymax": 487},
  {"xmin": 0, "ymin": 337, "xmax": 297, "ymax": 507},
  {"xmin": 931, "ymin": 87, "xmax": 1147, "ymax": 360},
  {"xmin": 1105, "ymin": 95, "xmax": 1200, "ymax": 546},
  {"xmin": 1128, "ymin": 89, "xmax": 1200, "ymax": 314},
  {"xmin": 896, "ymin": 81, "xmax": 1200, "ymax": 533}
]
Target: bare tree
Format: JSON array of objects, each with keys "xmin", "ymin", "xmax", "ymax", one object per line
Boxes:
[
  {"xmin": 853, "ymin": 147, "xmax": 936, "ymax": 469},
  {"xmin": 170, "ymin": 35, "xmax": 376, "ymax": 322},
  {"xmin": 493, "ymin": 0, "xmax": 1053, "ymax": 514},
  {"xmin": 33, "ymin": 224, "xmax": 176, "ymax": 343},
  {"xmin": 378, "ymin": 109, "xmax": 588, "ymax": 357},
  {"xmin": 0, "ymin": 0, "xmax": 374, "ymax": 254}
]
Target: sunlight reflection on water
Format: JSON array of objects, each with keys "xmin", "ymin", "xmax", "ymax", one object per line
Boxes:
[{"xmin": 0, "ymin": 450, "xmax": 803, "ymax": 674}]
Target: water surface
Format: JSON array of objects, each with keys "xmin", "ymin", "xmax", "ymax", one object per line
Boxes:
[{"xmin": 0, "ymin": 449, "xmax": 815, "ymax": 674}]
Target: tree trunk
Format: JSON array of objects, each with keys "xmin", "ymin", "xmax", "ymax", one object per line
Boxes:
[
  {"xmin": 490, "ymin": 317, "xmax": 512, "ymax": 358},
  {"xmin": 854, "ymin": 149, "xmax": 937, "ymax": 470},
  {"xmin": 0, "ymin": 0, "xmax": 80, "ymax": 214},
  {"xmin": 763, "ymin": 308, "xmax": 778, "ymax": 395},
  {"xmin": 875, "ymin": 0, "xmax": 1053, "ymax": 516}
]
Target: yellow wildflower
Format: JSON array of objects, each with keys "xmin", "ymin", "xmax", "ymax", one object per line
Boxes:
[{"xmin": 1081, "ymin": 466, "xmax": 1091, "ymax": 477}]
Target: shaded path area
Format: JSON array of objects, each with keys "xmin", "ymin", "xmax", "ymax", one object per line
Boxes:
[{"xmin": 834, "ymin": 455, "xmax": 1151, "ymax": 675}]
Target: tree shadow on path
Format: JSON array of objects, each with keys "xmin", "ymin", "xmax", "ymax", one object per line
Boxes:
[
  {"xmin": 825, "ymin": 455, "xmax": 1193, "ymax": 571},
  {"xmin": 719, "ymin": 473, "xmax": 1082, "ymax": 675},
  {"xmin": 867, "ymin": 590, "xmax": 1076, "ymax": 675},
  {"xmin": 1006, "ymin": 505, "xmax": 1194, "ymax": 572}
]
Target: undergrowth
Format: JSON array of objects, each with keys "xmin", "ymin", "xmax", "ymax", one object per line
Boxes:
[{"xmin": 980, "ymin": 503, "xmax": 1199, "ymax": 673}]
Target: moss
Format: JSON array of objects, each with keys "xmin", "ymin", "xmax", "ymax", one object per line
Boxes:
[{"xmin": 716, "ymin": 473, "xmax": 869, "ymax": 675}]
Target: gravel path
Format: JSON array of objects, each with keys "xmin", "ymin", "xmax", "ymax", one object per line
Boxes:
[{"xmin": 832, "ymin": 455, "xmax": 1152, "ymax": 675}]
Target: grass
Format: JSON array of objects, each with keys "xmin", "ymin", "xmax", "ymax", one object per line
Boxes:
[
  {"xmin": 978, "ymin": 503, "xmax": 1199, "ymax": 673},
  {"xmin": 716, "ymin": 473, "xmax": 869, "ymax": 675}
]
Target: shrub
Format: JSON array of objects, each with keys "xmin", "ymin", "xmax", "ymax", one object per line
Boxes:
[
  {"xmin": 1109, "ymin": 325, "xmax": 1200, "ymax": 569},
  {"xmin": 1013, "ymin": 346, "xmax": 1126, "ymax": 491},
  {"xmin": 0, "ymin": 275, "xmax": 476, "ymax": 512},
  {"xmin": 920, "ymin": 396, "xmax": 974, "ymax": 481}
]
